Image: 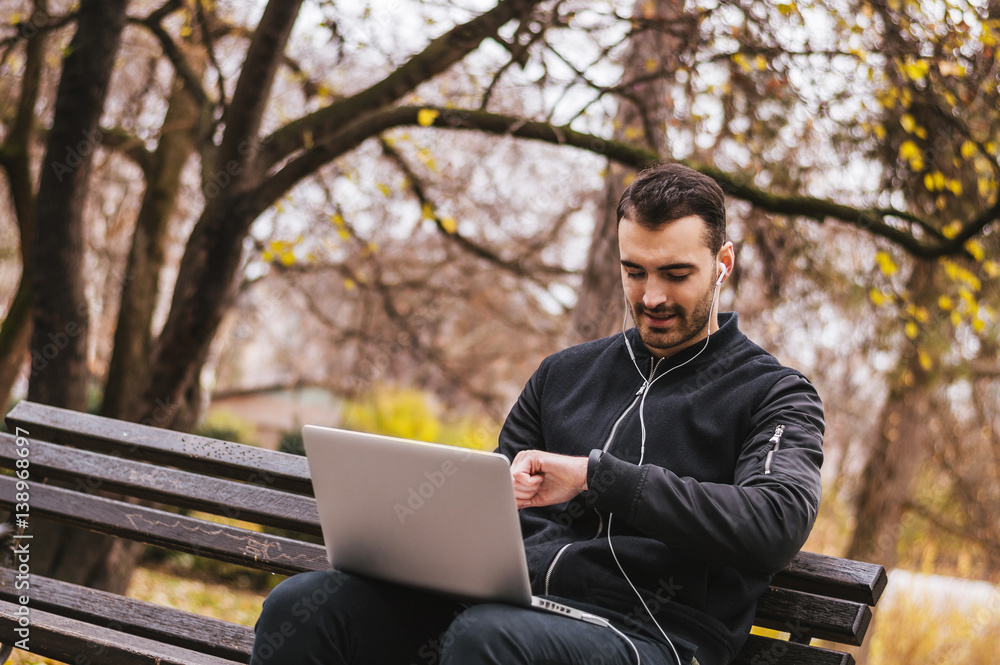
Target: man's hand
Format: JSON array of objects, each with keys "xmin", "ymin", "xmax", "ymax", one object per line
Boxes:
[{"xmin": 510, "ymin": 450, "xmax": 588, "ymax": 509}]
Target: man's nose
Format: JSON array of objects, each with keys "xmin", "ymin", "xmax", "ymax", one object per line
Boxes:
[{"xmin": 642, "ymin": 279, "xmax": 669, "ymax": 309}]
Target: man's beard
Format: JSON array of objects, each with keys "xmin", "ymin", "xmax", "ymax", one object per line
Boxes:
[{"xmin": 628, "ymin": 282, "xmax": 716, "ymax": 356}]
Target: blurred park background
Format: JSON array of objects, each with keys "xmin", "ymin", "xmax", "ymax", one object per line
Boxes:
[{"xmin": 0, "ymin": 0, "xmax": 998, "ymax": 662}]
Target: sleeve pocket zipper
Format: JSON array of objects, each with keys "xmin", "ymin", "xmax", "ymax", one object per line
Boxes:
[{"xmin": 763, "ymin": 424, "xmax": 785, "ymax": 475}]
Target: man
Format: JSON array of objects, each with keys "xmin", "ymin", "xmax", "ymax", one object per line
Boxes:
[{"xmin": 250, "ymin": 162, "xmax": 823, "ymax": 665}]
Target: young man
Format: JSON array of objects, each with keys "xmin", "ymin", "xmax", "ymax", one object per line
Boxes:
[{"xmin": 250, "ymin": 162, "xmax": 823, "ymax": 665}]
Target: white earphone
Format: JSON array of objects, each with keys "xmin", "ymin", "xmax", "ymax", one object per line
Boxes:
[{"xmin": 716, "ymin": 262, "xmax": 728, "ymax": 286}]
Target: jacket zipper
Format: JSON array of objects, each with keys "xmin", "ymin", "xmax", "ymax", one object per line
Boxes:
[
  {"xmin": 544, "ymin": 359, "xmax": 660, "ymax": 594},
  {"xmin": 764, "ymin": 424, "xmax": 785, "ymax": 475}
]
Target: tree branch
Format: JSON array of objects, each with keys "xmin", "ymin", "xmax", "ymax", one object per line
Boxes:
[
  {"xmin": 377, "ymin": 137, "xmax": 570, "ymax": 283},
  {"xmin": 129, "ymin": 9, "xmax": 210, "ymax": 109},
  {"xmin": 256, "ymin": 0, "xmax": 543, "ymax": 172},
  {"xmin": 251, "ymin": 105, "xmax": 997, "ymax": 261}
]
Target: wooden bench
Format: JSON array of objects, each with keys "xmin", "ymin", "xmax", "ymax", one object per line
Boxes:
[{"xmin": 0, "ymin": 401, "xmax": 886, "ymax": 665}]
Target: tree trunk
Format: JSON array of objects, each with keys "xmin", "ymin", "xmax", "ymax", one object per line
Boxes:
[
  {"xmin": 27, "ymin": 0, "xmax": 129, "ymax": 409},
  {"xmin": 102, "ymin": 52, "xmax": 206, "ymax": 420},
  {"xmin": 24, "ymin": 0, "xmax": 132, "ymax": 594},
  {"xmin": 0, "ymin": 0, "xmax": 46, "ymax": 410},
  {"xmin": 127, "ymin": 0, "xmax": 542, "ymax": 428},
  {"xmin": 846, "ymin": 261, "xmax": 939, "ymax": 568},
  {"xmin": 125, "ymin": 0, "xmax": 306, "ymax": 428},
  {"xmin": 569, "ymin": 0, "xmax": 686, "ymax": 343},
  {"xmin": 0, "ymin": 283, "xmax": 32, "ymax": 411}
]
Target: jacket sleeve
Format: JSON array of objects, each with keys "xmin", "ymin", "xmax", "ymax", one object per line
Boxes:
[
  {"xmin": 586, "ymin": 373, "xmax": 824, "ymax": 573},
  {"xmin": 495, "ymin": 361, "xmax": 547, "ymax": 461}
]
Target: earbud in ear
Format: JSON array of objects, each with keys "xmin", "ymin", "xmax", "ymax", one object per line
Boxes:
[{"xmin": 716, "ymin": 263, "xmax": 728, "ymax": 286}]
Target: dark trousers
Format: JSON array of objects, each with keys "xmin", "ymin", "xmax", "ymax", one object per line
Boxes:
[{"xmin": 249, "ymin": 570, "xmax": 687, "ymax": 665}]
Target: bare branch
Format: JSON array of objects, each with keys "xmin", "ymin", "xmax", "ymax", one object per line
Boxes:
[
  {"xmin": 248, "ymin": 104, "xmax": 997, "ymax": 260},
  {"xmin": 129, "ymin": 10, "xmax": 210, "ymax": 109},
  {"xmin": 377, "ymin": 137, "xmax": 571, "ymax": 283},
  {"xmin": 257, "ymin": 0, "xmax": 544, "ymax": 172}
]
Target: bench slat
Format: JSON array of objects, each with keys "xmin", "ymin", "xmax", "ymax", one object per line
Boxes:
[
  {"xmin": 0, "ymin": 569, "xmax": 253, "ymax": 662},
  {"xmin": 753, "ymin": 587, "xmax": 871, "ymax": 646},
  {"xmin": 0, "ymin": 599, "xmax": 241, "ymax": 665},
  {"xmin": 0, "ymin": 432, "xmax": 321, "ymax": 537},
  {"xmin": 733, "ymin": 633, "xmax": 854, "ymax": 665},
  {"xmin": 776, "ymin": 551, "xmax": 887, "ymax": 606},
  {"xmin": 0, "ymin": 476, "xmax": 328, "ymax": 576},
  {"xmin": 5, "ymin": 401, "xmax": 312, "ymax": 495}
]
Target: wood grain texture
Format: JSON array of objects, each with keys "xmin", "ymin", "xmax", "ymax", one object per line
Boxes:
[
  {"xmin": 0, "ymin": 476, "xmax": 328, "ymax": 575},
  {"xmin": 0, "ymin": 569, "xmax": 252, "ymax": 661},
  {"xmin": 754, "ymin": 587, "xmax": 871, "ymax": 645},
  {"xmin": 733, "ymin": 634, "xmax": 854, "ymax": 665},
  {"xmin": 5, "ymin": 401, "xmax": 312, "ymax": 494},
  {"xmin": 776, "ymin": 551, "xmax": 887, "ymax": 606},
  {"xmin": 0, "ymin": 432, "xmax": 321, "ymax": 537},
  {"xmin": 0, "ymin": 599, "xmax": 241, "ymax": 665}
]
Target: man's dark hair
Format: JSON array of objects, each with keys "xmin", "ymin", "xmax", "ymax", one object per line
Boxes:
[{"xmin": 616, "ymin": 162, "xmax": 726, "ymax": 254}]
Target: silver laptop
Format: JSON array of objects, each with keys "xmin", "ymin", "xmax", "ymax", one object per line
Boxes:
[{"xmin": 301, "ymin": 425, "xmax": 608, "ymax": 624}]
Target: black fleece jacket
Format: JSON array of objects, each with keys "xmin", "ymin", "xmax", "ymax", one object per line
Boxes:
[{"xmin": 496, "ymin": 313, "xmax": 824, "ymax": 665}]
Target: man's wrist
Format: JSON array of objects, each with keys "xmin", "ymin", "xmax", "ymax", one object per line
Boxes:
[{"xmin": 587, "ymin": 448, "xmax": 604, "ymax": 490}]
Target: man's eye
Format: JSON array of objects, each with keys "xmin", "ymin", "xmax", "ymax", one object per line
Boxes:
[
  {"xmin": 666, "ymin": 273, "xmax": 690, "ymax": 282},
  {"xmin": 626, "ymin": 271, "xmax": 644, "ymax": 279}
]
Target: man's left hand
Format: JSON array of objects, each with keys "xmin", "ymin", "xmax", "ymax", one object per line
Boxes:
[{"xmin": 510, "ymin": 450, "xmax": 588, "ymax": 509}]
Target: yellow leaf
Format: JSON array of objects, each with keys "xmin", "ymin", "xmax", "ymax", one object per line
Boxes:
[
  {"xmin": 914, "ymin": 306, "xmax": 929, "ymax": 323},
  {"xmin": 905, "ymin": 321, "xmax": 919, "ymax": 339},
  {"xmin": 950, "ymin": 310, "xmax": 962, "ymax": 327},
  {"xmin": 901, "ymin": 114, "xmax": 916, "ymax": 133},
  {"xmin": 869, "ymin": 288, "xmax": 892, "ymax": 306},
  {"xmin": 422, "ymin": 202, "xmax": 435, "ymax": 220},
  {"xmin": 965, "ymin": 240, "xmax": 985, "ymax": 261},
  {"xmin": 873, "ymin": 123, "xmax": 887, "ymax": 140},
  {"xmin": 946, "ymin": 178, "xmax": 962, "ymax": 195},
  {"xmin": 901, "ymin": 58, "xmax": 929, "ymax": 82},
  {"xmin": 917, "ymin": 349, "xmax": 933, "ymax": 371},
  {"xmin": 875, "ymin": 251, "xmax": 898, "ymax": 276},
  {"xmin": 645, "ymin": 58, "xmax": 658, "ymax": 73},
  {"xmin": 732, "ymin": 52, "xmax": 752, "ymax": 73},
  {"xmin": 984, "ymin": 261, "xmax": 999, "ymax": 278},
  {"xmin": 899, "ymin": 140, "xmax": 924, "ymax": 170},
  {"xmin": 938, "ymin": 295, "xmax": 953, "ymax": 311},
  {"xmin": 923, "ymin": 173, "xmax": 936, "ymax": 191},
  {"xmin": 417, "ymin": 108, "xmax": 439, "ymax": 127},
  {"xmin": 960, "ymin": 140, "xmax": 976, "ymax": 159},
  {"xmin": 972, "ymin": 318, "xmax": 986, "ymax": 333},
  {"xmin": 753, "ymin": 55, "xmax": 768, "ymax": 71},
  {"xmin": 377, "ymin": 183, "xmax": 391, "ymax": 196},
  {"xmin": 344, "ymin": 278, "xmax": 357, "ymax": 291},
  {"xmin": 942, "ymin": 221, "xmax": 962, "ymax": 238},
  {"xmin": 440, "ymin": 217, "xmax": 458, "ymax": 234}
]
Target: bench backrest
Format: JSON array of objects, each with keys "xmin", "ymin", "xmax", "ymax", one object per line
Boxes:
[{"xmin": 1, "ymin": 401, "xmax": 886, "ymax": 665}]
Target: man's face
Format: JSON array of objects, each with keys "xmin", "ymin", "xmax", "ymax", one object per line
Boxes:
[{"xmin": 619, "ymin": 215, "xmax": 730, "ymax": 359}]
